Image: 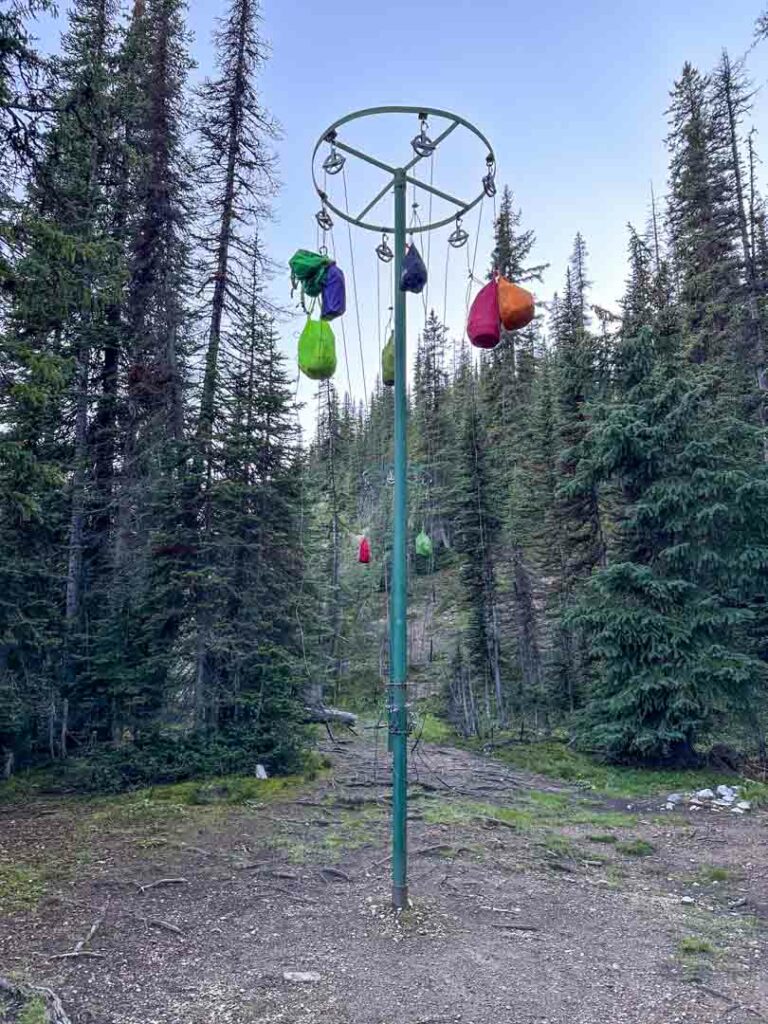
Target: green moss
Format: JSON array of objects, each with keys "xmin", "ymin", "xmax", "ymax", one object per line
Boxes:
[
  {"xmin": 0, "ymin": 863, "xmax": 47, "ymax": 913},
  {"xmin": 587, "ymin": 833, "xmax": 618, "ymax": 844},
  {"xmin": 616, "ymin": 838, "xmax": 655, "ymax": 857}
]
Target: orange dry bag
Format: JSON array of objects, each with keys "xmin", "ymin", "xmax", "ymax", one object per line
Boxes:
[{"xmin": 498, "ymin": 276, "xmax": 535, "ymax": 331}]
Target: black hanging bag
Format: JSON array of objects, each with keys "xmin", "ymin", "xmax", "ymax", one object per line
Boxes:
[{"xmin": 400, "ymin": 243, "xmax": 428, "ymax": 294}]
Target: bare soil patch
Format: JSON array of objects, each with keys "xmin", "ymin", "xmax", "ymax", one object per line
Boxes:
[{"xmin": 1, "ymin": 734, "xmax": 766, "ymax": 1023}]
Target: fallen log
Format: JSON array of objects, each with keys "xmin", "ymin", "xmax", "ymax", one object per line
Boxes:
[{"xmin": 303, "ymin": 705, "xmax": 357, "ymax": 728}]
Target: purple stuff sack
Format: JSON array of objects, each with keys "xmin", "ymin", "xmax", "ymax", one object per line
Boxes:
[
  {"xmin": 321, "ymin": 264, "xmax": 346, "ymax": 321},
  {"xmin": 467, "ymin": 279, "xmax": 501, "ymax": 349},
  {"xmin": 400, "ymin": 243, "xmax": 428, "ymax": 294}
]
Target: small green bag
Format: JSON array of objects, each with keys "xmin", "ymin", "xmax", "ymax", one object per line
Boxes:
[
  {"xmin": 415, "ymin": 531, "xmax": 433, "ymax": 558},
  {"xmin": 289, "ymin": 249, "xmax": 332, "ymax": 299},
  {"xmin": 382, "ymin": 332, "xmax": 395, "ymax": 387},
  {"xmin": 298, "ymin": 317, "xmax": 337, "ymax": 380}
]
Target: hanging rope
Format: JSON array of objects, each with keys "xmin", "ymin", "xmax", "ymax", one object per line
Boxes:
[
  {"xmin": 328, "ymin": 227, "xmax": 354, "ymax": 402},
  {"xmin": 341, "ymin": 165, "xmax": 369, "ymax": 411}
]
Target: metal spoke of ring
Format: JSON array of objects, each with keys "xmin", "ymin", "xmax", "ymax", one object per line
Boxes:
[{"xmin": 310, "ymin": 106, "xmax": 495, "ymax": 912}]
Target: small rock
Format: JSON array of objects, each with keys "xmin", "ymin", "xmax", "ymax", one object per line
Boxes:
[
  {"xmin": 695, "ymin": 789, "xmax": 715, "ymax": 801},
  {"xmin": 664, "ymin": 802, "xmax": 675, "ymax": 811},
  {"xmin": 283, "ymin": 971, "xmax": 321, "ymax": 984},
  {"xmin": 736, "ymin": 800, "xmax": 751, "ymax": 811},
  {"xmin": 716, "ymin": 784, "xmax": 736, "ymax": 802},
  {"xmin": 680, "ymin": 896, "xmax": 695, "ymax": 905},
  {"xmin": 667, "ymin": 793, "xmax": 684, "ymax": 805},
  {"xmin": 255, "ymin": 764, "xmax": 268, "ymax": 779},
  {"xmin": 731, "ymin": 806, "xmax": 746, "ymax": 815}
]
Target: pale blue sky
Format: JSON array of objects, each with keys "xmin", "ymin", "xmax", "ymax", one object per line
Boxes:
[{"xmin": 33, "ymin": 1, "xmax": 768, "ymax": 410}]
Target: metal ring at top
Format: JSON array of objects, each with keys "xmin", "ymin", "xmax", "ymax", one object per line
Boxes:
[{"xmin": 311, "ymin": 105, "xmax": 496, "ymax": 235}]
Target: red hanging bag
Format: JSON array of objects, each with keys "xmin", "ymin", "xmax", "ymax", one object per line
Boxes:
[
  {"xmin": 358, "ymin": 537, "xmax": 371, "ymax": 564},
  {"xmin": 467, "ymin": 279, "xmax": 501, "ymax": 349}
]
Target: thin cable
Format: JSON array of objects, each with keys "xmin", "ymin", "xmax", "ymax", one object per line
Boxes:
[
  {"xmin": 424, "ymin": 152, "xmax": 435, "ymax": 314},
  {"xmin": 329, "ymin": 227, "xmax": 354, "ymax": 401},
  {"xmin": 341, "ymin": 165, "xmax": 369, "ymax": 411}
]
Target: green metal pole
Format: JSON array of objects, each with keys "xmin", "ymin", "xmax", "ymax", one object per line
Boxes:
[{"xmin": 390, "ymin": 168, "xmax": 408, "ymax": 910}]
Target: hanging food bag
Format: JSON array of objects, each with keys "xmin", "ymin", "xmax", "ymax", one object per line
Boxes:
[
  {"xmin": 498, "ymin": 276, "xmax": 535, "ymax": 331},
  {"xmin": 298, "ymin": 316, "xmax": 337, "ymax": 380},
  {"xmin": 382, "ymin": 332, "xmax": 395, "ymax": 387},
  {"xmin": 467, "ymin": 280, "xmax": 501, "ymax": 349},
  {"xmin": 358, "ymin": 537, "xmax": 371, "ymax": 564},
  {"xmin": 289, "ymin": 249, "xmax": 333, "ymax": 299},
  {"xmin": 400, "ymin": 243, "xmax": 427, "ymax": 294},
  {"xmin": 321, "ymin": 264, "xmax": 346, "ymax": 321},
  {"xmin": 415, "ymin": 531, "xmax": 433, "ymax": 558}
]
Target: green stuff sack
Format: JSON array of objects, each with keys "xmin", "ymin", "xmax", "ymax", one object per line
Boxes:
[
  {"xmin": 382, "ymin": 332, "xmax": 395, "ymax": 387},
  {"xmin": 298, "ymin": 317, "xmax": 337, "ymax": 380},
  {"xmin": 290, "ymin": 249, "xmax": 332, "ymax": 299},
  {"xmin": 415, "ymin": 531, "xmax": 433, "ymax": 558}
]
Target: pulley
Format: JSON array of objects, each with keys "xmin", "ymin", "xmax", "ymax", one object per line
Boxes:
[
  {"xmin": 376, "ymin": 234, "xmax": 394, "ymax": 263},
  {"xmin": 411, "ymin": 114, "xmax": 436, "ymax": 159},
  {"xmin": 323, "ymin": 146, "xmax": 346, "ymax": 175},
  {"xmin": 315, "ymin": 206, "xmax": 333, "ymax": 232},
  {"xmin": 448, "ymin": 216, "xmax": 469, "ymax": 249}
]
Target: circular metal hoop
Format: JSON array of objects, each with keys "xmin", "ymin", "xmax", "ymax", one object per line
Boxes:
[{"xmin": 311, "ymin": 105, "xmax": 495, "ymax": 235}]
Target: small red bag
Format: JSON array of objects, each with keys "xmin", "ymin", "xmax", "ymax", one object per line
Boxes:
[
  {"xmin": 467, "ymin": 280, "xmax": 501, "ymax": 349},
  {"xmin": 358, "ymin": 537, "xmax": 371, "ymax": 564}
]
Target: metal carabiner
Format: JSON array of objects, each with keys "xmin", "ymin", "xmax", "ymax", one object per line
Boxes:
[
  {"xmin": 448, "ymin": 216, "xmax": 469, "ymax": 249},
  {"xmin": 376, "ymin": 234, "xmax": 394, "ymax": 263},
  {"xmin": 322, "ymin": 146, "xmax": 345, "ymax": 175},
  {"xmin": 411, "ymin": 115, "xmax": 436, "ymax": 159},
  {"xmin": 483, "ymin": 154, "xmax": 497, "ymax": 198},
  {"xmin": 315, "ymin": 207, "xmax": 333, "ymax": 232}
]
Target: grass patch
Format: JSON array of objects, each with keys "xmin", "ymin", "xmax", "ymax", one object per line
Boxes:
[
  {"xmin": 616, "ymin": 838, "xmax": 655, "ymax": 857},
  {"xmin": 540, "ymin": 833, "xmax": 576, "ymax": 858},
  {"xmin": 699, "ymin": 865, "xmax": 731, "ymax": 883},
  {"xmin": 0, "ymin": 862, "xmax": 47, "ymax": 914},
  {"xmin": 416, "ymin": 713, "xmax": 455, "ymax": 745},
  {"xmin": 483, "ymin": 738, "xmax": 755, "ymax": 799},
  {"xmin": 17, "ymin": 997, "xmax": 47, "ymax": 1024},
  {"xmin": 587, "ymin": 833, "xmax": 618, "ymax": 844},
  {"xmin": 146, "ymin": 774, "xmax": 305, "ymax": 806},
  {"xmin": 679, "ymin": 936, "xmax": 715, "ymax": 955}
]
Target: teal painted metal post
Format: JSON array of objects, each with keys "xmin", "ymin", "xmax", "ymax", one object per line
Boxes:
[{"xmin": 390, "ymin": 168, "xmax": 408, "ymax": 910}]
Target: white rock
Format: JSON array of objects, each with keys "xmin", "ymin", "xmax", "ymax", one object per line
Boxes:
[
  {"xmin": 680, "ymin": 896, "xmax": 695, "ymax": 905},
  {"xmin": 283, "ymin": 972, "xmax": 321, "ymax": 984},
  {"xmin": 667, "ymin": 793, "xmax": 684, "ymax": 804},
  {"xmin": 731, "ymin": 806, "xmax": 746, "ymax": 815},
  {"xmin": 695, "ymin": 789, "xmax": 715, "ymax": 800},
  {"xmin": 255, "ymin": 764, "xmax": 268, "ymax": 779},
  {"xmin": 736, "ymin": 800, "xmax": 751, "ymax": 811},
  {"xmin": 716, "ymin": 784, "xmax": 736, "ymax": 801},
  {"xmin": 664, "ymin": 802, "xmax": 675, "ymax": 811}
]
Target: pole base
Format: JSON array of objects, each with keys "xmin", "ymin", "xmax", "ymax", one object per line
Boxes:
[{"xmin": 392, "ymin": 884, "xmax": 409, "ymax": 911}]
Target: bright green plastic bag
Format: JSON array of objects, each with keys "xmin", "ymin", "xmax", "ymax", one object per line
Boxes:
[
  {"xmin": 415, "ymin": 531, "xmax": 433, "ymax": 558},
  {"xmin": 290, "ymin": 249, "xmax": 332, "ymax": 299},
  {"xmin": 382, "ymin": 332, "xmax": 395, "ymax": 387},
  {"xmin": 298, "ymin": 317, "xmax": 337, "ymax": 380}
]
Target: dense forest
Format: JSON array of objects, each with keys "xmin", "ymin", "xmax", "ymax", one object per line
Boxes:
[{"xmin": 3, "ymin": 0, "xmax": 768, "ymax": 787}]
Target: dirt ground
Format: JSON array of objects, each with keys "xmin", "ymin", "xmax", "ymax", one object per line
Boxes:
[{"xmin": 1, "ymin": 731, "xmax": 767, "ymax": 1024}]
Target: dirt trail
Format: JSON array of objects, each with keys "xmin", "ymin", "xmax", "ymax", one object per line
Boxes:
[{"xmin": 1, "ymin": 733, "xmax": 767, "ymax": 1023}]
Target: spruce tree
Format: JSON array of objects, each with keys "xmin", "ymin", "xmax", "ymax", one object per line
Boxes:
[{"xmin": 572, "ymin": 327, "xmax": 768, "ymax": 762}]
